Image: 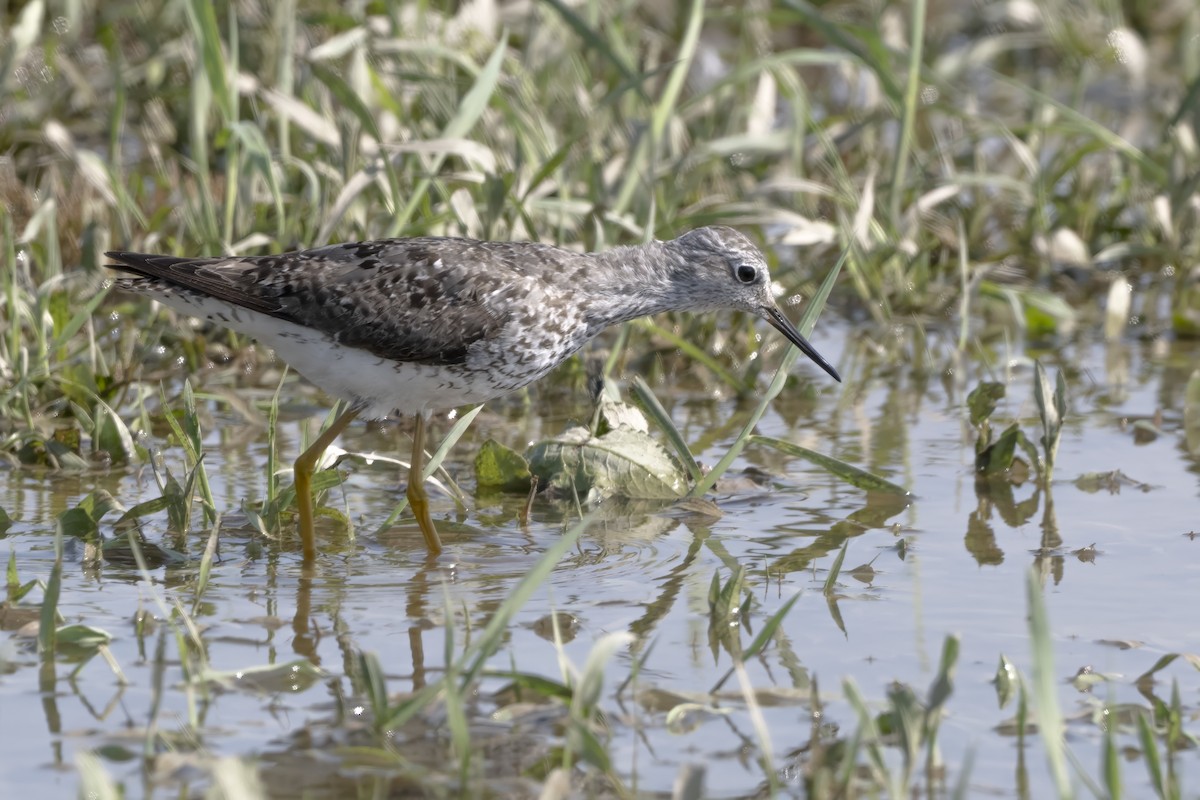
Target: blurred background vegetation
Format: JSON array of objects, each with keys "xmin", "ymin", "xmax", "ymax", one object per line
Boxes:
[{"xmin": 1, "ymin": 0, "xmax": 1199, "ymax": 452}]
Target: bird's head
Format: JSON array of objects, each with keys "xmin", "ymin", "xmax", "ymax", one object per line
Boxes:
[{"xmin": 667, "ymin": 226, "xmax": 841, "ymax": 382}]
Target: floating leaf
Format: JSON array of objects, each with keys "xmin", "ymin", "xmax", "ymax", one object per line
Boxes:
[
  {"xmin": 198, "ymin": 659, "xmax": 327, "ymax": 694},
  {"xmin": 1073, "ymin": 470, "xmax": 1153, "ymax": 494},
  {"xmin": 667, "ymin": 497, "xmax": 723, "ymax": 522},
  {"xmin": 55, "ymin": 624, "xmax": 113, "ymax": 660},
  {"xmin": 0, "ymin": 601, "xmax": 39, "ymax": 631},
  {"xmin": 596, "ymin": 395, "xmax": 650, "ymax": 436},
  {"xmin": 665, "ymin": 702, "xmax": 731, "ymax": 734},
  {"xmin": 491, "ymin": 672, "xmax": 574, "ymax": 706},
  {"xmin": 847, "ymin": 556, "xmax": 880, "ymax": 584},
  {"xmin": 528, "ymin": 426, "xmax": 687, "ymax": 500},
  {"xmin": 529, "ymin": 612, "xmax": 581, "ymax": 643},
  {"xmin": 19, "ymin": 429, "xmax": 90, "ymax": 470},
  {"xmin": 474, "ymin": 439, "xmax": 533, "ymax": 493},
  {"xmin": 1096, "ymin": 639, "xmax": 1143, "ymax": 651},
  {"xmin": 102, "ymin": 534, "xmax": 186, "ymax": 568},
  {"xmin": 1070, "ymin": 667, "xmax": 1113, "ymax": 691},
  {"xmin": 1131, "ymin": 418, "xmax": 1161, "ymax": 444}
]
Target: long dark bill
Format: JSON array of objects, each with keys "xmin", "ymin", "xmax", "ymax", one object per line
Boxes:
[{"xmin": 762, "ymin": 305, "xmax": 842, "ymax": 383}]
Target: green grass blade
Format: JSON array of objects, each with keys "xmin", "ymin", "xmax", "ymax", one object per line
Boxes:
[
  {"xmin": 385, "ymin": 32, "xmax": 509, "ymax": 237},
  {"xmin": 743, "ymin": 592, "xmax": 800, "ymax": 661},
  {"xmin": 192, "ymin": 515, "xmax": 220, "ymax": 611},
  {"xmin": 49, "ymin": 282, "xmax": 110, "ymax": 351},
  {"xmin": 989, "ymin": 70, "xmax": 1166, "ymax": 184},
  {"xmin": 887, "ymin": 0, "xmax": 926, "ymax": 226},
  {"xmin": 613, "ymin": 0, "xmax": 702, "ymax": 216},
  {"xmin": 184, "ymin": 0, "xmax": 233, "ymax": 120},
  {"xmin": 540, "ymin": 0, "xmax": 644, "ymax": 98},
  {"xmin": 1102, "ymin": 698, "xmax": 1120, "ymax": 799},
  {"xmin": 823, "ymin": 540, "xmax": 848, "ymax": 596},
  {"xmin": 750, "ymin": 434, "xmax": 909, "ymax": 494},
  {"xmin": 629, "ymin": 376, "xmax": 702, "ymax": 483},
  {"xmin": 38, "ymin": 524, "xmax": 64, "ymax": 659},
  {"xmin": 229, "ymin": 122, "xmax": 286, "ymax": 243},
  {"xmin": 651, "ymin": 0, "xmax": 702, "ymax": 143},
  {"xmin": 457, "ymin": 512, "xmax": 589, "ymax": 687},
  {"xmin": 381, "ymin": 512, "xmax": 589, "ymax": 732},
  {"xmin": 779, "ymin": 0, "xmax": 902, "ymax": 100},
  {"xmin": 1027, "ymin": 567, "xmax": 1073, "ymax": 799},
  {"xmin": 1136, "ymin": 708, "xmax": 1167, "ymax": 798}
]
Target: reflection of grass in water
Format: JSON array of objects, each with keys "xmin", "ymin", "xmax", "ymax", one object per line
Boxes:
[
  {"xmin": 3, "ymin": 0, "xmax": 1200, "ymax": 795},
  {"xmin": 30, "ymin": 504, "xmax": 1198, "ymax": 797}
]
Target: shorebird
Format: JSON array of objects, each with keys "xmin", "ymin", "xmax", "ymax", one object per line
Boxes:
[{"xmin": 108, "ymin": 226, "xmax": 840, "ymax": 563}]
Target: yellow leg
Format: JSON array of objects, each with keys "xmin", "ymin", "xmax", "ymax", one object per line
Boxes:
[
  {"xmin": 294, "ymin": 408, "xmax": 358, "ymax": 564},
  {"xmin": 407, "ymin": 414, "xmax": 443, "ymax": 555}
]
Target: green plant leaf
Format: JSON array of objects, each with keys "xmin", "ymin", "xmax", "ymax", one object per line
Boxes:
[
  {"xmin": 967, "ymin": 382, "xmax": 1005, "ymax": 429},
  {"xmin": 751, "ymin": 435, "xmax": 909, "ymax": 495},
  {"xmin": 197, "ymin": 659, "xmax": 327, "ymax": 694},
  {"xmin": 55, "ymin": 624, "xmax": 112, "ymax": 649},
  {"xmin": 474, "ymin": 439, "xmax": 533, "ymax": 492},
  {"xmin": 528, "ymin": 425, "xmax": 688, "ymax": 500},
  {"xmin": 57, "ymin": 490, "xmax": 122, "ymax": 538}
]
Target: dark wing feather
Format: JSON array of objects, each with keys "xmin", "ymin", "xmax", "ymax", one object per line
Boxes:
[
  {"xmin": 107, "ymin": 251, "xmax": 287, "ymax": 317},
  {"xmin": 106, "ymin": 238, "xmax": 575, "ymax": 367}
]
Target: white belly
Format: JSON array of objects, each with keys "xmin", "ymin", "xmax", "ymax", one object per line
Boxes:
[{"xmin": 147, "ymin": 291, "xmax": 507, "ymax": 418}]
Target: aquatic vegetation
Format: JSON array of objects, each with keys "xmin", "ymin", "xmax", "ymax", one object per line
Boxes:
[{"xmin": 2, "ymin": 0, "xmax": 1199, "ymax": 797}]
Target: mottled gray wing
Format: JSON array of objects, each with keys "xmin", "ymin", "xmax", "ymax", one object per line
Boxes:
[{"xmin": 107, "ymin": 238, "xmax": 572, "ymax": 367}]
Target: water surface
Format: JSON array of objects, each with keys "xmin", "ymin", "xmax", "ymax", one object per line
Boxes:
[{"xmin": 1, "ymin": 324, "xmax": 1197, "ymax": 797}]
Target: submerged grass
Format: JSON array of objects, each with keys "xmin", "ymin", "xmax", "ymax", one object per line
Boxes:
[{"xmin": 2, "ymin": 0, "xmax": 1199, "ymax": 796}]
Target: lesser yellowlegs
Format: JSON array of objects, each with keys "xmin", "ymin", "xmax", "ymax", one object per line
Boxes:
[{"xmin": 108, "ymin": 226, "xmax": 841, "ymax": 563}]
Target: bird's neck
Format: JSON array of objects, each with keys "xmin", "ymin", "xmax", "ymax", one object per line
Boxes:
[{"xmin": 577, "ymin": 241, "xmax": 689, "ymax": 330}]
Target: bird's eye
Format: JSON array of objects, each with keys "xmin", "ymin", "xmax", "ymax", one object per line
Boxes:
[{"xmin": 736, "ymin": 264, "xmax": 758, "ymax": 284}]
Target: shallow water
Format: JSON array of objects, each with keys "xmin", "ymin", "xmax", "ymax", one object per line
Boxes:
[{"xmin": 1, "ymin": 323, "xmax": 1198, "ymax": 797}]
